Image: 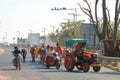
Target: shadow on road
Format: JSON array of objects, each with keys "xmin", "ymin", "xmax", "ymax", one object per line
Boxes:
[
  {"xmin": 0, "ymin": 68, "xmax": 16, "ymax": 71},
  {"xmin": 24, "ymin": 60, "xmax": 87, "ymax": 73},
  {"xmin": 37, "ymin": 69, "xmax": 84, "ymax": 73}
]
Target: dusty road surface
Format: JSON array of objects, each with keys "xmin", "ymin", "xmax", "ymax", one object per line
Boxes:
[{"xmin": 0, "ymin": 45, "xmax": 120, "ymax": 80}]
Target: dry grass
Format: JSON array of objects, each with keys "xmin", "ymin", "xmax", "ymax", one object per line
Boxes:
[{"xmin": 102, "ymin": 60, "xmax": 120, "ymax": 71}]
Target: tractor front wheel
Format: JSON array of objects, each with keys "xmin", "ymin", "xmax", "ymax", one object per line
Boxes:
[{"xmin": 93, "ymin": 66, "xmax": 101, "ymax": 72}]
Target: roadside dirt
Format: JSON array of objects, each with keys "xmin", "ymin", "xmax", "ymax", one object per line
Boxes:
[
  {"xmin": 0, "ymin": 48, "xmax": 4, "ymax": 54},
  {"xmin": 102, "ymin": 61, "xmax": 120, "ymax": 71},
  {"xmin": 101, "ymin": 66, "xmax": 115, "ymax": 71},
  {"xmin": 0, "ymin": 76, "xmax": 8, "ymax": 80}
]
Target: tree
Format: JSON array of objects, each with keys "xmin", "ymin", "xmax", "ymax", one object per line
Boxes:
[
  {"xmin": 78, "ymin": 0, "xmax": 120, "ymax": 56},
  {"xmin": 117, "ymin": 29, "xmax": 120, "ymax": 39},
  {"xmin": 48, "ymin": 20, "xmax": 82, "ymax": 46},
  {"xmin": 48, "ymin": 33, "xmax": 57, "ymax": 42}
]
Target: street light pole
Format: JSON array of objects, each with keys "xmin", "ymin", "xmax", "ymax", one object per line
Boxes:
[
  {"xmin": 50, "ymin": 25, "xmax": 56, "ymax": 33},
  {"xmin": 3, "ymin": 36, "xmax": 5, "ymax": 43},
  {"xmin": 4, "ymin": 32, "xmax": 7, "ymax": 42},
  {"xmin": 42, "ymin": 27, "xmax": 47, "ymax": 45},
  {"xmin": 51, "ymin": 7, "xmax": 80, "ymax": 38},
  {"xmin": 13, "ymin": 37, "xmax": 15, "ymax": 44},
  {"xmin": 51, "ymin": 7, "xmax": 79, "ymax": 27},
  {"xmin": 68, "ymin": 13, "xmax": 80, "ymax": 22},
  {"xmin": 64, "ymin": 18, "xmax": 71, "ymax": 22},
  {"xmin": 17, "ymin": 31, "xmax": 20, "ymax": 38},
  {"xmin": 51, "ymin": 7, "xmax": 78, "ymax": 21}
]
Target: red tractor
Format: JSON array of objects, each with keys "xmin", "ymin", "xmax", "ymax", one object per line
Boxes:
[{"xmin": 64, "ymin": 39, "xmax": 101, "ymax": 72}]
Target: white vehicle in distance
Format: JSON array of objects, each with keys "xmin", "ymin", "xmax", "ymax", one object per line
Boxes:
[{"xmin": 3, "ymin": 42, "xmax": 10, "ymax": 47}]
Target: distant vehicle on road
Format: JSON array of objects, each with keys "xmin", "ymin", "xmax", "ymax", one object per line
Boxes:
[{"xmin": 3, "ymin": 42, "xmax": 10, "ymax": 47}]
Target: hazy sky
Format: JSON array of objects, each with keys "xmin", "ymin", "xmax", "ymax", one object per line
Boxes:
[{"xmin": 0, "ymin": 0, "xmax": 115, "ymax": 43}]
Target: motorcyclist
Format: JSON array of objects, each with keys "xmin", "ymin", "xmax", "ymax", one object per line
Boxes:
[
  {"xmin": 12, "ymin": 46, "xmax": 22, "ymax": 65},
  {"xmin": 54, "ymin": 43, "xmax": 62, "ymax": 65}
]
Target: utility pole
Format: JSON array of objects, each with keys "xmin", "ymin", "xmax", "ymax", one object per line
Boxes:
[
  {"xmin": 42, "ymin": 27, "xmax": 47, "ymax": 45},
  {"xmin": 68, "ymin": 13, "xmax": 80, "ymax": 25},
  {"xmin": 3, "ymin": 36, "xmax": 5, "ymax": 43},
  {"xmin": 13, "ymin": 37, "xmax": 15, "ymax": 44},
  {"xmin": 51, "ymin": 7, "xmax": 80, "ymax": 38},
  {"xmin": 4, "ymin": 32, "xmax": 7, "ymax": 42},
  {"xmin": 17, "ymin": 31, "xmax": 20, "ymax": 39},
  {"xmin": 50, "ymin": 25, "xmax": 56, "ymax": 33},
  {"xmin": 63, "ymin": 19, "xmax": 73, "ymax": 29}
]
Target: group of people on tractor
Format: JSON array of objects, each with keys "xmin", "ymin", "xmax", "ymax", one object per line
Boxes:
[
  {"xmin": 74, "ymin": 43, "xmax": 86, "ymax": 61},
  {"xmin": 65, "ymin": 42, "xmax": 86, "ymax": 60}
]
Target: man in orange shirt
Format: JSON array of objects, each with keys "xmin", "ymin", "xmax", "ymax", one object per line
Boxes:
[{"xmin": 54, "ymin": 43, "xmax": 62, "ymax": 65}]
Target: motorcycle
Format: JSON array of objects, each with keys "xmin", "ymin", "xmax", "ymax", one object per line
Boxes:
[
  {"xmin": 12, "ymin": 52, "xmax": 22, "ymax": 71},
  {"xmin": 46, "ymin": 52, "xmax": 60, "ymax": 69}
]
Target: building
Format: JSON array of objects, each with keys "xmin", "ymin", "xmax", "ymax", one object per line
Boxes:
[
  {"xmin": 80, "ymin": 23, "xmax": 99, "ymax": 48},
  {"xmin": 27, "ymin": 33, "xmax": 40, "ymax": 46},
  {"xmin": 17, "ymin": 37, "xmax": 27, "ymax": 45},
  {"xmin": 16, "ymin": 33, "xmax": 56, "ymax": 47},
  {"xmin": 44, "ymin": 37, "xmax": 56, "ymax": 47}
]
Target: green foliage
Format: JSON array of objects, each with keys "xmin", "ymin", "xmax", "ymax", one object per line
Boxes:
[
  {"xmin": 117, "ymin": 29, "xmax": 120, "ymax": 39},
  {"xmin": 48, "ymin": 33, "xmax": 57, "ymax": 43},
  {"xmin": 48, "ymin": 20, "xmax": 83, "ymax": 46}
]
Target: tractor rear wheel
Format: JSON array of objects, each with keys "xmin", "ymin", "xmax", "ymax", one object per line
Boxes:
[
  {"xmin": 64, "ymin": 57, "xmax": 74, "ymax": 71},
  {"xmin": 82, "ymin": 62, "xmax": 90, "ymax": 72}
]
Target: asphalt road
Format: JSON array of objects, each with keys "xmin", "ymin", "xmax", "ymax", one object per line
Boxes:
[{"xmin": 0, "ymin": 45, "xmax": 120, "ymax": 80}]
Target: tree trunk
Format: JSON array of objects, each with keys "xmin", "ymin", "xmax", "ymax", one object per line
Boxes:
[
  {"xmin": 102, "ymin": 0, "xmax": 108, "ymax": 39},
  {"xmin": 111, "ymin": 0, "xmax": 120, "ymax": 57},
  {"xmin": 104, "ymin": 39, "xmax": 120, "ymax": 57},
  {"xmin": 78, "ymin": 0, "xmax": 120, "ymax": 57}
]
